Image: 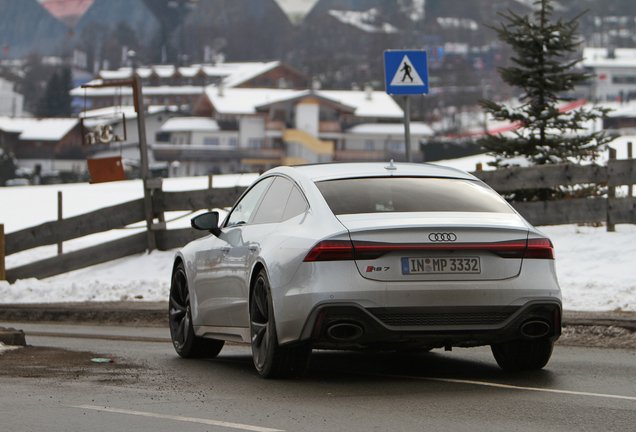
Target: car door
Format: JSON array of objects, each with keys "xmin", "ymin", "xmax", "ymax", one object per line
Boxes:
[
  {"xmin": 222, "ymin": 176, "xmax": 296, "ymax": 327},
  {"xmin": 195, "ymin": 177, "xmax": 274, "ymax": 327}
]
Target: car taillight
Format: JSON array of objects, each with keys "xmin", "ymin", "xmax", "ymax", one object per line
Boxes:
[
  {"xmin": 524, "ymin": 238, "xmax": 555, "ymax": 259},
  {"xmin": 304, "ymin": 240, "xmax": 355, "ymax": 262}
]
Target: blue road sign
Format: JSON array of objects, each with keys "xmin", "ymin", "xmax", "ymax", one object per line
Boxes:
[{"xmin": 384, "ymin": 50, "xmax": 429, "ymax": 95}]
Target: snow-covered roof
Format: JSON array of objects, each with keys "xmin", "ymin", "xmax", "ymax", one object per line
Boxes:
[
  {"xmin": 160, "ymin": 117, "xmax": 220, "ymax": 132},
  {"xmin": 206, "ymin": 88, "xmax": 306, "ymax": 115},
  {"xmin": 204, "ymin": 87, "xmax": 404, "ymax": 119},
  {"xmin": 79, "ymin": 105, "xmax": 180, "ymax": 119},
  {"xmin": 0, "ymin": 117, "xmax": 78, "ymax": 141},
  {"xmin": 70, "ymin": 85, "xmax": 205, "ymax": 97},
  {"xmin": 95, "ymin": 61, "xmax": 283, "ymax": 88},
  {"xmin": 347, "ymin": 122, "xmax": 434, "ymax": 136},
  {"xmin": 328, "ymin": 9, "xmax": 398, "ymax": 34},
  {"xmin": 582, "ymin": 48, "xmax": 636, "ymax": 68},
  {"xmin": 220, "ymin": 61, "xmax": 282, "ymax": 88},
  {"xmin": 317, "ymin": 90, "xmax": 403, "ymax": 118}
]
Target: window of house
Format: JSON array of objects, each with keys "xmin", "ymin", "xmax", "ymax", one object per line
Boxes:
[
  {"xmin": 612, "ymin": 75, "xmax": 636, "ymax": 84},
  {"xmin": 248, "ymin": 138, "xmax": 263, "ymax": 148},
  {"xmin": 229, "ymin": 138, "xmax": 237, "ymax": 147},
  {"xmin": 365, "ymin": 140, "xmax": 374, "ymax": 151},
  {"xmin": 204, "ymin": 137, "xmax": 219, "ymax": 146},
  {"xmin": 390, "ymin": 141, "xmax": 405, "ymax": 152}
]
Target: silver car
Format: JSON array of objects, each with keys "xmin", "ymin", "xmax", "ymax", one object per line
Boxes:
[{"xmin": 169, "ymin": 162, "xmax": 562, "ymax": 378}]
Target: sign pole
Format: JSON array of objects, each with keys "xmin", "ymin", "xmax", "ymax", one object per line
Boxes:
[{"xmin": 404, "ymin": 96, "xmax": 412, "ymax": 162}]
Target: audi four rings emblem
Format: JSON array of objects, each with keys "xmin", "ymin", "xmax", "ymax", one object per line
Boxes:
[{"xmin": 429, "ymin": 233, "xmax": 457, "ymax": 242}]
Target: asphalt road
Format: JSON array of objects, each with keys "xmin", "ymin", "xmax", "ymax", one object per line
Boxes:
[{"xmin": 1, "ymin": 324, "xmax": 635, "ymax": 432}]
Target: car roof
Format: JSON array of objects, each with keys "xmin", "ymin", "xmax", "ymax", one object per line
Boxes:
[{"xmin": 267, "ymin": 162, "xmax": 477, "ymax": 182}]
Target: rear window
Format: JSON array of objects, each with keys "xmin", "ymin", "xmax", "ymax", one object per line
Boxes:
[{"xmin": 315, "ymin": 177, "xmax": 514, "ymax": 215}]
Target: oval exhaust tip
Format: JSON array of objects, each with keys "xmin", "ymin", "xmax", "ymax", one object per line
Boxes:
[
  {"xmin": 327, "ymin": 323, "xmax": 364, "ymax": 341},
  {"xmin": 520, "ymin": 320, "xmax": 551, "ymax": 338}
]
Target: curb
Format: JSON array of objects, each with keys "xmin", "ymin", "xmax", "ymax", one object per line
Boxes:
[{"xmin": 0, "ymin": 303, "xmax": 634, "ymax": 331}]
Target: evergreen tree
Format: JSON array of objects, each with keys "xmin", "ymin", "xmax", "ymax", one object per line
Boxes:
[
  {"xmin": 478, "ymin": 0, "xmax": 613, "ymax": 167},
  {"xmin": 35, "ymin": 66, "xmax": 73, "ymax": 117},
  {"xmin": 0, "ymin": 147, "xmax": 17, "ymax": 186}
]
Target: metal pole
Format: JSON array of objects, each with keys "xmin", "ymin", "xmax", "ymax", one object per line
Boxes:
[
  {"xmin": 57, "ymin": 191, "xmax": 63, "ymax": 255},
  {"xmin": 607, "ymin": 148, "xmax": 617, "ymax": 232},
  {"xmin": 134, "ymin": 75, "xmax": 157, "ymax": 251},
  {"xmin": 404, "ymin": 96, "xmax": 412, "ymax": 162},
  {"xmin": 628, "ymin": 142, "xmax": 633, "ymax": 197},
  {"xmin": 0, "ymin": 224, "xmax": 5, "ymax": 281}
]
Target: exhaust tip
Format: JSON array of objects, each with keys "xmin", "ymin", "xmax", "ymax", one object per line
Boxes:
[
  {"xmin": 520, "ymin": 320, "xmax": 551, "ymax": 338},
  {"xmin": 327, "ymin": 323, "xmax": 364, "ymax": 341}
]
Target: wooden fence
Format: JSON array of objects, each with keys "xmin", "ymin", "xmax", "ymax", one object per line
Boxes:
[
  {"xmin": 471, "ymin": 152, "xmax": 636, "ymax": 229},
  {"xmin": 1, "ymin": 152, "xmax": 635, "ymax": 283},
  {"xmin": 1, "ymin": 184, "xmax": 246, "ymax": 283}
]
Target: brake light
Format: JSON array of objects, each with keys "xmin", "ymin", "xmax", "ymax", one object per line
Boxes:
[
  {"xmin": 524, "ymin": 238, "xmax": 555, "ymax": 259},
  {"xmin": 304, "ymin": 240, "xmax": 354, "ymax": 262},
  {"xmin": 352, "ymin": 240, "xmax": 527, "ymax": 259}
]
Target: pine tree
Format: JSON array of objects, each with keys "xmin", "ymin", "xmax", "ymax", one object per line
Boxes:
[
  {"xmin": 35, "ymin": 66, "xmax": 73, "ymax": 118},
  {"xmin": 478, "ymin": 0, "xmax": 613, "ymax": 167}
]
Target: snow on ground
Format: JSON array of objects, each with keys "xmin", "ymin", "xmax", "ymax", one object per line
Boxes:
[{"xmin": 0, "ymin": 170, "xmax": 635, "ymax": 312}]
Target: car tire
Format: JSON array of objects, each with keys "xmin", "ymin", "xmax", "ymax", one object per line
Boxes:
[
  {"xmin": 169, "ymin": 262, "xmax": 224, "ymax": 358},
  {"xmin": 250, "ymin": 269, "xmax": 311, "ymax": 378},
  {"xmin": 491, "ymin": 339, "xmax": 554, "ymax": 371}
]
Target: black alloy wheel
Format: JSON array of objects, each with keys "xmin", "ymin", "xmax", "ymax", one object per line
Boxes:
[
  {"xmin": 169, "ymin": 262, "xmax": 224, "ymax": 358},
  {"xmin": 250, "ymin": 269, "xmax": 311, "ymax": 378}
]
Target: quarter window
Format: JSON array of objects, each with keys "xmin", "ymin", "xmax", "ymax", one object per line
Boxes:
[{"xmin": 225, "ymin": 177, "xmax": 274, "ymax": 227}]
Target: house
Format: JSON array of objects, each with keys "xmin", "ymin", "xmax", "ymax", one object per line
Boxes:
[
  {"xmin": 70, "ymin": 61, "xmax": 309, "ymax": 111},
  {"xmin": 582, "ymin": 48, "xmax": 636, "ymax": 102},
  {"xmin": 0, "ymin": 117, "xmax": 84, "ymax": 177},
  {"xmin": 155, "ymin": 85, "xmax": 433, "ymax": 176},
  {"xmin": 0, "ymin": 77, "xmax": 24, "ymax": 117}
]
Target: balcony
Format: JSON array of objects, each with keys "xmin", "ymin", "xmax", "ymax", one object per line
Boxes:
[
  {"xmin": 152, "ymin": 144, "xmax": 284, "ymax": 162},
  {"xmin": 319, "ymin": 121, "xmax": 341, "ymax": 133}
]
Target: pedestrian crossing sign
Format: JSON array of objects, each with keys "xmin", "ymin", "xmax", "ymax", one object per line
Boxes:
[{"xmin": 384, "ymin": 50, "xmax": 429, "ymax": 95}]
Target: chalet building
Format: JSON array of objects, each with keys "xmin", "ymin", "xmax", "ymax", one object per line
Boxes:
[
  {"xmin": 582, "ymin": 48, "xmax": 636, "ymax": 102},
  {"xmin": 70, "ymin": 61, "xmax": 309, "ymax": 111},
  {"xmin": 154, "ymin": 85, "xmax": 433, "ymax": 176},
  {"xmin": 0, "ymin": 117, "xmax": 85, "ymax": 175}
]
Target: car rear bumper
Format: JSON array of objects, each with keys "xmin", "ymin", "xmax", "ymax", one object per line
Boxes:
[
  {"xmin": 273, "ymin": 260, "xmax": 561, "ymax": 346},
  {"xmin": 293, "ymin": 300, "xmax": 561, "ymax": 350}
]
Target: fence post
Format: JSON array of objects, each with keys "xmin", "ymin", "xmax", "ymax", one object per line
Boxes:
[
  {"xmin": 607, "ymin": 148, "xmax": 617, "ymax": 232},
  {"xmin": 628, "ymin": 142, "xmax": 633, "ymax": 198},
  {"xmin": 208, "ymin": 174, "xmax": 214, "ymax": 211},
  {"xmin": 57, "ymin": 191, "xmax": 63, "ymax": 255},
  {"xmin": 0, "ymin": 224, "xmax": 6, "ymax": 281}
]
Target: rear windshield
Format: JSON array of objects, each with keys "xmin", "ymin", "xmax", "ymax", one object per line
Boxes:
[{"xmin": 315, "ymin": 177, "xmax": 514, "ymax": 215}]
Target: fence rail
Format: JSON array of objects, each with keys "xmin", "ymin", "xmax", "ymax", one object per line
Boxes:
[
  {"xmin": 471, "ymin": 156, "xmax": 636, "ymax": 228},
  {"xmin": 2, "ymin": 185, "xmax": 246, "ymax": 283}
]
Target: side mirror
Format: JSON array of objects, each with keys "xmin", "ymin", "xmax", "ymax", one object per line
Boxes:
[{"xmin": 191, "ymin": 211, "xmax": 222, "ymax": 237}]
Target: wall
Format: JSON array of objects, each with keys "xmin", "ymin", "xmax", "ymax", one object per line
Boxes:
[
  {"xmin": 0, "ymin": 78, "xmax": 23, "ymax": 117},
  {"xmin": 239, "ymin": 117, "xmax": 266, "ymax": 148},
  {"xmin": 295, "ymin": 100, "xmax": 319, "ymax": 137}
]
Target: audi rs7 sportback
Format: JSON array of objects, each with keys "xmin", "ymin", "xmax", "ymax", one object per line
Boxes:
[{"xmin": 169, "ymin": 162, "xmax": 561, "ymax": 378}]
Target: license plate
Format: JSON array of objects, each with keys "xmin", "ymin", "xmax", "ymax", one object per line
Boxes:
[{"xmin": 401, "ymin": 257, "xmax": 481, "ymax": 274}]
